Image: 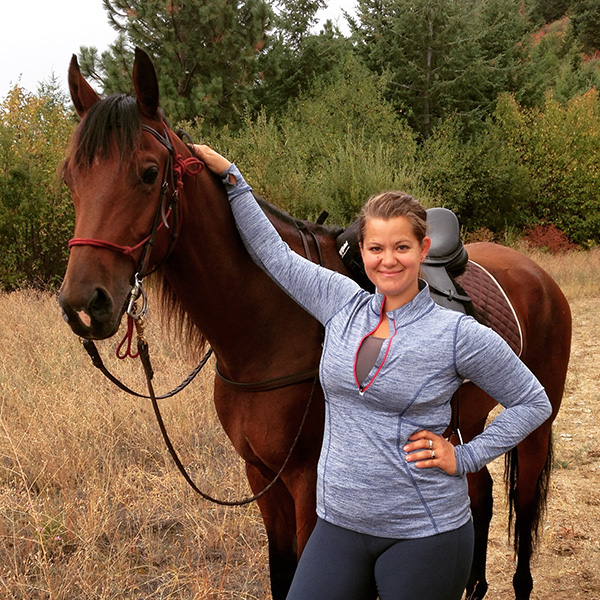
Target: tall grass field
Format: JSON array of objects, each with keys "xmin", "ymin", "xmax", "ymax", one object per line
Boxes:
[{"xmin": 1, "ymin": 248, "xmax": 599, "ymax": 599}]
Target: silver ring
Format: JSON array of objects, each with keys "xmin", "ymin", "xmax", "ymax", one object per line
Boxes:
[
  {"xmin": 428, "ymin": 439, "xmax": 433, "ymax": 449},
  {"xmin": 430, "ymin": 450, "xmax": 435, "ymax": 459}
]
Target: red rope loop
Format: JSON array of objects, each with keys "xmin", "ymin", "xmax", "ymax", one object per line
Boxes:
[{"xmin": 116, "ymin": 316, "xmax": 139, "ymax": 359}]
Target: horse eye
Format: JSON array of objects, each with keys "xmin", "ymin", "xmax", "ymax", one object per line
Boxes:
[{"xmin": 142, "ymin": 167, "xmax": 159, "ymax": 184}]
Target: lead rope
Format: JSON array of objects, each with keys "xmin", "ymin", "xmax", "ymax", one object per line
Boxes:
[{"xmin": 106, "ymin": 279, "xmax": 318, "ymax": 506}]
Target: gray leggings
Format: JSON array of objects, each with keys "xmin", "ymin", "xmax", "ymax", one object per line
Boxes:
[{"xmin": 286, "ymin": 518, "xmax": 474, "ymax": 600}]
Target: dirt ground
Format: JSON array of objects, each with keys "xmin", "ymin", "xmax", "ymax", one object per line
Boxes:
[{"xmin": 481, "ymin": 297, "xmax": 600, "ymax": 599}]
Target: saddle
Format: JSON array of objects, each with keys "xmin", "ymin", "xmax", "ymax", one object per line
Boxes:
[{"xmin": 336, "ymin": 207, "xmax": 471, "ymax": 314}]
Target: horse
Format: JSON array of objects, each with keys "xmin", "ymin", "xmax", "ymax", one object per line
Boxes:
[{"xmin": 58, "ymin": 48, "xmax": 571, "ymax": 600}]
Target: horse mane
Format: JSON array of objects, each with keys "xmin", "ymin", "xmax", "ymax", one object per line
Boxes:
[
  {"xmin": 256, "ymin": 195, "xmax": 344, "ymax": 238},
  {"xmin": 151, "ymin": 191, "xmax": 342, "ymax": 362},
  {"xmin": 152, "ymin": 195, "xmax": 343, "ymax": 362},
  {"xmin": 71, "ymin": 94, "xmax": 142, "ymax": 168}
]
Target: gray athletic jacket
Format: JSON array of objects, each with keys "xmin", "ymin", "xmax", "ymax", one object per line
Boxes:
[{"xmin": 222, "ymin": 164, "xmax": 552, "ymax": 539}]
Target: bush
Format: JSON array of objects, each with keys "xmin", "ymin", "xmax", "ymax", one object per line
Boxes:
[
  {"xmin": 192, "ymin": 57, "xmax": 425, "ymax": 225},
  {"xmin": 0, "ymin": 86, "xmax": 75, "ymax": 290},
  {"xmin": 420, "ymin": 91, "xmax": 600, "ymax": 246},
  {"xmin": 522, "ymin": 223, "xmax": 578, "ymax": 253}
]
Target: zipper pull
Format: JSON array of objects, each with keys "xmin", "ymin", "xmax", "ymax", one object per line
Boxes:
[{"xmin": 359, "ymin": 387, "xmax": 365, "ymax": 397}]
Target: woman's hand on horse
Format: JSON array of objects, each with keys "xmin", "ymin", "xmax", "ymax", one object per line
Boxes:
[
  {"xmin": 193, "ymin": 145, "xmax": 232, "ymax": 175},
  {"xmin": 403, "ymin": 430, "xmax": 457, "ymax": 475}
]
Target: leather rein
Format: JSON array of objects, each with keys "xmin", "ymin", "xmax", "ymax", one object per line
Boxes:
[{"xmin": 72, "ymin": 122, "xmax": 319, "ymax": 505}]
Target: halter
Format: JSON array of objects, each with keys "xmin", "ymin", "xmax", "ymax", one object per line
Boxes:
[
  {"xmin": 68, "ymin": 123, "xmax": 204, "ymax": 293},
  {"xmin": 68, "ymin": 123, "xmax": 204, "ymax": 356}
]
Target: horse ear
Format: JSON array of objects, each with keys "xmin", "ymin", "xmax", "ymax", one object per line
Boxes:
[
  {"xmin": 132, "ymin": 47, "xmax": 160, "ymax": 118},
  {"xmin": 68, "ymin": 54, "xmax": 101, "ymax": 117}
]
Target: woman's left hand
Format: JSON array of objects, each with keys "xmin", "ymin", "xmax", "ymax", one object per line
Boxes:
[
  {"xmin": 193, "ymin": 144, "xmax": 232, "ymax": 175},
  {"xmin": 403, "ymin": 430, "xmax": 457, "ymax": 475}
]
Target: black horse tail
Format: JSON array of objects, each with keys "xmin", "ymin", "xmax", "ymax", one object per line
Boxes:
[{"xmin": 504, "ymin": 431, "xmax": 554, "ymax": 554}]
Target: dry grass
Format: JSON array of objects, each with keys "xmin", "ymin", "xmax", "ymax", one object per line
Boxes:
[
  {"xmin": 517, "ymin": 246, "xmax": 600, "ymax": 303},
  {"xmin": 0, "ymin": 291, "xmax": 269, "ymax": 599},
  {"xmin": 0, "ymin": 247, "xmax": 598, "ymax": 599}
]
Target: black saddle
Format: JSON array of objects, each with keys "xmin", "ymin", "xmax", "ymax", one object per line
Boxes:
[
  {"xmin": 421, "ymin": 207, "xmax": 470, "ymax": 313},
  {"xmin": 336, "ymin": 207, "xmax": 472, "ymax": 313}
]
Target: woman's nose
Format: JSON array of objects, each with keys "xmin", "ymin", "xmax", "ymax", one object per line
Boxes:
[{"xmin": 381, "ymin": 249, "xmax": 396, "ymax": 266}]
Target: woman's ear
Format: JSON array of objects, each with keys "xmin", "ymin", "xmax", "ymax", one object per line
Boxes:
[{"xmin": 420, "ymin": 236, "xmax": 432, "ymax": 261}]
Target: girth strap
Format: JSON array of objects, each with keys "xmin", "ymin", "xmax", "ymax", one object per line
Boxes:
[{"xmin": 214, "ymin": 362, "xmax": 319, "ymax": 392}]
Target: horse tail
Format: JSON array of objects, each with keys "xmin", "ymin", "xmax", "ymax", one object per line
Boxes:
[{"xmin": 504, "ymin": 430, "xmax": 554, "ymax": 554}]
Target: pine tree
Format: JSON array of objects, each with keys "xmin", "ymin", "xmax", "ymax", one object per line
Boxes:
[
  {"xmin": 256, "ymin": 0, "xmax": 352, "ymax": 116},
  {"xmin": 349, "ymin": 0, "xmax": 529, "ymax": 138},
  {"xmin": 78, "ymin": 0, "xmax": 272, "ymax": 129}
]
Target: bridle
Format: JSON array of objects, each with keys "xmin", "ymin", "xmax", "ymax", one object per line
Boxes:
[
  {"xmin": 70, "ymin": 121, "xmax": 319, "ymax": 505},
  {"xmin": 68, "ymin": 124, "xmax": 203, "ymax": 283}
]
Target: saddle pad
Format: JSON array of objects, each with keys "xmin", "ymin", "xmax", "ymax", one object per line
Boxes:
[{"xmin": 455, "ymin": 260, "xmax": 523, "ymax": 357}]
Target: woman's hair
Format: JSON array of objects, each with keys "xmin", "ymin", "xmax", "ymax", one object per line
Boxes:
[{"xmin": 358, "ymin": 191, "xmax": 428, "ymax": 244}]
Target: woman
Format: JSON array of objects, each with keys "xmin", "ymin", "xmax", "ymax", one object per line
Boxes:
[{"xmin": 194, "ymin": 145, "xmax": 552, "ymax": 600}]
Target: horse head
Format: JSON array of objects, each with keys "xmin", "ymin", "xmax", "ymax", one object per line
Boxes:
[{"xmin": 59, "ymin": 48, "xmax": 196, "ymax": 339}]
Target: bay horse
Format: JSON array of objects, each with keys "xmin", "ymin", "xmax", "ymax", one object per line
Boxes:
[{"xmin": 59, "ymin": 48, "xmax": 571, "ymax": 600}]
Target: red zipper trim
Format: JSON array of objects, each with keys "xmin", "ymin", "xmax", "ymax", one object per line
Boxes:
[{"xmin": 354, "ymin": 301, "xmax": 398, "ymax": 394}]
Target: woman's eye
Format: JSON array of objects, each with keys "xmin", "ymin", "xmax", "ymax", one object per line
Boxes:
[{"xmin": 142, "ymin": 167, "xmax": 159, "ymax": 184}]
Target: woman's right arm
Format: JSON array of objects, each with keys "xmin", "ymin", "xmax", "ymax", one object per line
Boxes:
[{"xmin": 194, "ymin": 146, "xmax": 362, "ymax": 325}]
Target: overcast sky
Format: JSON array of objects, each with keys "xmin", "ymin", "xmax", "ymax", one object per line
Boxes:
[{"xmin": 0, "ymin": 0, "xmax": 355, "ymax": 100}]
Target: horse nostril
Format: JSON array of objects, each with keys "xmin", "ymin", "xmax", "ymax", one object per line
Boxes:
[{"xmin": 89, "ymin": 288, "xmax": 114, "ymax": 323}]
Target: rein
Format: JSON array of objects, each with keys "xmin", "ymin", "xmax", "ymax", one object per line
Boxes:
[
  {"xmin": 73, "ymin": 122, "xmax": 319, "ymax": 505},
  {"xmin": 82, "ymin": 307, "xmax": 318, "ymax": 506}
]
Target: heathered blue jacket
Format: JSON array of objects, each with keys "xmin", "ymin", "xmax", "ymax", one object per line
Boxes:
[{"xmin": 222, "ymin": 165, "xmax": 552, "ymax": 539}]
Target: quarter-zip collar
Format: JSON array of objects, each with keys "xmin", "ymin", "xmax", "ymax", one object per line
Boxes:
[
  {"xmin": 356, "ymin": 281, "xmax": 435, "ymax": 395},
  {"xmin": 369, "ymin": 279, "xmax": 435, "ymax": 328}
]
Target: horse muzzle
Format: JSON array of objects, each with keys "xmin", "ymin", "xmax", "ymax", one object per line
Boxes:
[{"xmin": 59, "ymin": 284, "xmax": 126, "ymax": 340}]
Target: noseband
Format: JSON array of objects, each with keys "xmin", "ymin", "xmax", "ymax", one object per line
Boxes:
[{"xmin": 68, "ymin": 123, "xmax": 204, "ymax": 282}]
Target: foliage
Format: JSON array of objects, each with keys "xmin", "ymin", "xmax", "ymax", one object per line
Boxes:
[
  {"xmin": 519, "ymin": 17, "xmax": 600, "ymax": 107},
  {"xmin": 79, "ymin": 0, "xmax": 272, "ymax": 129},
  {"xmin": 420, "ymin": 90, "xmax": 600, "ymax": 246},
  {"xmin": 0, "ymin": 86, "xmax": 74, "ymax": 290},
  {"xmin": 419, "ymin": 112, "xmax": 533, "ymax": 234},
  {"xmin": 199, "ymin": 57, "xmax": 423, "ymax": 225},
  {"xmin": 522, "ymin": 223, "xmax": 578, "ymax": 253},
  {"xmin": 255, "ymin": 16, "xmax": 353, "ymax": 117},
  {"xmin": 571, "ymin": 0, "xmax": 600, "ymax": 53},
  {"xmin": 349, "ymin": 0, "xmax": 529, "ymax": 139},
  {"xmin": 516, "ymin": 89, "xmax": 600, "ymax": 245},
  {"xmin": 524, "ymin": 0, "xmax": 570, "ymax": 25}
]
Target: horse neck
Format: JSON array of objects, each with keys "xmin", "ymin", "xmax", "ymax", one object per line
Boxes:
[{"xmin": 161, "ymin": 168, "xmax": 318, "ymax": 376}]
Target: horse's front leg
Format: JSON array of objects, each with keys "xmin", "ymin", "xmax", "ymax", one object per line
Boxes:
[
  {"xmin": 247, "ymin": 462, "xmax": 298, "ymax": 600},
  {"xmin": 466, "ymin": 466, "xmax": 493, "ymax": 600}
]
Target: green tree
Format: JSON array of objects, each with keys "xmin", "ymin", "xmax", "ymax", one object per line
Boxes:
[
  {"xmin": 255, "ymin": 0, "xmax": 353, "ymax": 117},
  {"xmin": 524, "ymin": 0, "xmax": 570, "ymax": 25},
  {"xmin": 349, "ymin": 0, "xmax": 529, "ymax": 138},
  {"xmin": 518, "ymin": 17, "xmax": 600, "ymax": 107},
  {"xmin": 79, "ymin": 0, "xmax": 272, "ymax": 129},
  {"xmin": 204, "ymin": 56, "xmax": 421, "ymax": 225},
  {"xmin": 571, "ymin": 0, "xmax": 600, "ymax": 52}
]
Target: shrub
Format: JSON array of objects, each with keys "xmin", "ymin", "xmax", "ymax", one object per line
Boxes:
[
  {"xmin": 522, "ymin": 223, "xmax": 578, "ymax": 253},
  {"xmin": 0, "ymin": 86, "xmax": 75, "ymax": 290}
]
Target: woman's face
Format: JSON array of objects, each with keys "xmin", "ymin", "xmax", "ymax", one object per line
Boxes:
[{"xmin": 360, "ymin": 216, "xmax": 431, "ymax": 311}]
